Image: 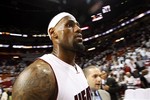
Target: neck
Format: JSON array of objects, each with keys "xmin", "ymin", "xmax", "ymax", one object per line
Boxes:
[{"xmin": 52, "ymin": 50, "xmax": 76, "ymax": 66}]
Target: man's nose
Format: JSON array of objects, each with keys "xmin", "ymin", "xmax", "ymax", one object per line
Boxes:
[
  {"xmin": 74, "ymin": 24, "xmax": 82, "ymax": 33},
  {"xmin": 97, "ymin": 76, "xmax": 101, "ymax": 81}
]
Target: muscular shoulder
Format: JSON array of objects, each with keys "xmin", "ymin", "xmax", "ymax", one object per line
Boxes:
[{"xmin": 12, "ymin": 59, "xmax": 57, "ymax": 100}]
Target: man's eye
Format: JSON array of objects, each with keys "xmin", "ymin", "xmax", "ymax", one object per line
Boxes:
[
  {"xmin": 67, "ymin": 22, "xmax": 74, "ymax": 27},
  {"xmin": 93, "ymin": 75, "xmax": 97, "ymax": 78}
]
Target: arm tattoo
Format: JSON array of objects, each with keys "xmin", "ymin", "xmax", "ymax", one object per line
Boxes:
[{"xmin": 12, "ymin": 62, "xmax": 56, "ymax": 100}]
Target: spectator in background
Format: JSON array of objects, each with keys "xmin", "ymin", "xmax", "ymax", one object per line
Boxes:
[
  {"xmin": 124, "ymin": 72, "xmax": 136, "ymax": 89},
  {"xmin": 123, "ymin": 63, "xmax": 131, "ymax": 73},
  {"xmin": 101, "ymin": 71, "xmax": 120, "ymax": 100},
  {"xmin": 140, "ymin": 69, "xmax": 149, "ymax": 88},
  {"xmin": 135, "ymin": 56, "xmax": 145, "ymax": 72},
  {"xmin": 83, "ymin": 65, "xmax": 111, "ymax": 100},
  {"xmin": 0, "ymin": 89, "xmax": 8, "ymax": 100}
]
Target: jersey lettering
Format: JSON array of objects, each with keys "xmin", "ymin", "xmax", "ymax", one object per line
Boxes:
[{"xmin": 74, "ymin": 87, "xmax": 91, "ymax": 100}]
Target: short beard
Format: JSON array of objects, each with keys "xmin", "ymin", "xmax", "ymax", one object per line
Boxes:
[{"xmin": 73, "ymin": 42, "xmax": 85, "ymax": 53}]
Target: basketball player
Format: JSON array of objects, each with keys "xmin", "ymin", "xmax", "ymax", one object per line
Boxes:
[{"xmin": 12, "ymin": 12, "xmax": 91, "ymax": 100}]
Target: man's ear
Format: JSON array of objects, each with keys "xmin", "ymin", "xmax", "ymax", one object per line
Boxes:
[{"xmin": 49, "ymin": 28, "xmax": 58, "ymax": 39}]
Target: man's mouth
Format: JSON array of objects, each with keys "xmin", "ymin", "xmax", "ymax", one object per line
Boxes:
[{"xmin": 75, "ymin": 34, "xmax": 83, "ymax": 41}]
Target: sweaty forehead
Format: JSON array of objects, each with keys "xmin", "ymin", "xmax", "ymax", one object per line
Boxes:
[{"xmin": 56, "ymin": 16, "xmax": 77, "ymax": 26}]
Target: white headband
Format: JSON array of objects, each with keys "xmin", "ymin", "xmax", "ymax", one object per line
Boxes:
[{"xmin": 47, "ymin": 12, "xmax": 76, "ymax": 39}]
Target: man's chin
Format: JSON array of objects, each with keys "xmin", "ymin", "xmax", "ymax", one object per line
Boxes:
[{"xmin": 76, "ymin": 44, "xmax": 85, "ymax": 52}]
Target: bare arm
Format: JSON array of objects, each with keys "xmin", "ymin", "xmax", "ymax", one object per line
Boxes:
[{"xmin": 12, "ymin": 59, "xmax": 58, "ymax": 100}]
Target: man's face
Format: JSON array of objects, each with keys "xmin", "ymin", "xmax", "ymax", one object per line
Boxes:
[
  {"xmin": 54, "ymin": 16, "xmax": 85, "ymax": 53},
  {"xmin": 101, "ymin": 72, "xmax": 107, "ymax": 80},
  {"xmin": 87, "ymin": 68, "xmax": 102, "ymax": 91}
]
